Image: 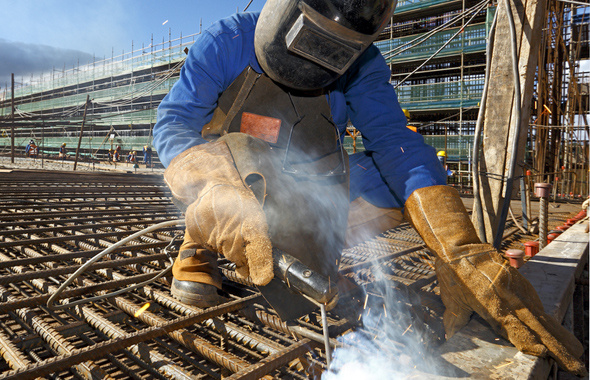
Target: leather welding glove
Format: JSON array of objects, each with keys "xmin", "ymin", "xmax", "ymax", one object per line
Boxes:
[
  {"xmin": 404, "ymin": 185, "xmax": 586, "ymax": 376},
  {"xmin": 164, "ymin": 141, "xmax": 273, "ymax": 286}
]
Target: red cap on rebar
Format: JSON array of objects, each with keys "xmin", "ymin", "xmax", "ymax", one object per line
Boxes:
[
  {"xmin": 534, "ymin": 183, "xmax": 552, "ymax": 198},
  {"xmin": 546, "ymin": 233, "xmax": 558, "ymax": 244},
  {"xmin": 505, "ymin": 249, "xmax": 526, "ymax": 269},
  {"xmin": 523, "ymin": 241, "xmax": 539, "ymax": 257}
]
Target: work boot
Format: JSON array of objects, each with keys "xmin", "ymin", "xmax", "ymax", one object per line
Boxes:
[{"xmin": 171, "ymin": 233, "xmax": 226, "ymax": 308}]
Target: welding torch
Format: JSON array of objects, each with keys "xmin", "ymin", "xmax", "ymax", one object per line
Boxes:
[{"xmin": 271, "ymin": 247, "xmax": 339, "ymax": 308}]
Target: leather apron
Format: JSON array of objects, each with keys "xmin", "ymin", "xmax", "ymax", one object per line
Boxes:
[{"xmin": 203, "ymin": 67, "xmax": 349, "ymax": 283}]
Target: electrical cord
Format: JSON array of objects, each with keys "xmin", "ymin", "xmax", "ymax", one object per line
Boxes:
[{"xmin": 47, "ymin": 219, "xmax": 185, "ymax": 310}]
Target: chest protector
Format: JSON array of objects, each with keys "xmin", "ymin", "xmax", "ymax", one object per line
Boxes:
[{"xmin": 203, "ymin": 67, "xmax": 349, "ymax": 293}]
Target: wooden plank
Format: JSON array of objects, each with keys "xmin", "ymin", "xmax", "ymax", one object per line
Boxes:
[{"xmin": 476, "ymin": 0, "xmax": 548, "ymax": 243}]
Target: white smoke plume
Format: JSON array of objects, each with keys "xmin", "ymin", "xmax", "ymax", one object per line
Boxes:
[{"xmin": 323, "ymin": 263, "xmax": 458, "ymax": 379}]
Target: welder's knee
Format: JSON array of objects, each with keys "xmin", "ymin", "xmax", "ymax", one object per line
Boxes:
[{"xmin": 344, "ymin": 197, "xmax": 403, "ymax": 248}]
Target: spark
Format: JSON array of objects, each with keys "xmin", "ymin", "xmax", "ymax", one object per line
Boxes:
[
  {"xmin": 488, "ymin": 262, "xmax": 507, "ymax": 288},
  {"xmin": 401, "ymin": 324, "xmax": 412, "ymax": 336},
  {"xmin": 543, "ymin": 104, "xmax": 552, "ymax": 114},
  {"xmin": 422, "ymin": 257, "xmax": 435, "ymax": 270},
  {"xmin": 401, "ymin": 147, "xmax": 405, "ymax": 153},
  {"xmin": 134, "ymin": 302, "xmax": 150, "ymax": 317},
  {"xmin": 494, "ymin": 360, "xmax": 513, "ymax": 369},
  {"xmin": 363, "ymin": 294, "xmax": 369, "ymax": 309},
  {"xmin": 162, "ymin": 20, "xmax": 169, "ymax": 25},
  {"xmin": 358, "ymin": 313, "xmax": 362, "ymax": 321},
  {"xmin": 383, "ymin": 303, "xmax": 387, "ymax": 317}
]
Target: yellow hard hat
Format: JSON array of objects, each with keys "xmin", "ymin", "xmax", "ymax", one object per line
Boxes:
[
  {"xmin": 402, "ymin": 109, "xmax": 410, "ymax": 119},
  {"xmin": 62, "ymin": 143, "xmax": 66, "ymax": 146},
  {"xmin": 437, "ymin": 150, "xmax": 446, "ymax": 157}
]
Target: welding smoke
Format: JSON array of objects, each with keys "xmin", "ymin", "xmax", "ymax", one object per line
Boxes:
[{"xmin": 323, "ymin": 264, "xmax": 449, "ymax": 379}]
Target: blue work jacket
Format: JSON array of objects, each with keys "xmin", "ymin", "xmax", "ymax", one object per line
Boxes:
[{"xmin": 153, "ymin": 12, "xmax": 445, "ymax": 208}]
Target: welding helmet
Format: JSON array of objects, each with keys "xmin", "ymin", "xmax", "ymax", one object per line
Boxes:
[
  {"xmin": 255, "ymin": 0, "xmax": 397, "ymax": 91},
  {"xmin": 29, "ymin": 140, "xmax": 34, "ymax": 145}
]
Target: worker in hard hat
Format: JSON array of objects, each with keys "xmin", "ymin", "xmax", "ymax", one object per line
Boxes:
[
  {"xmin": 126, "ymin": 150, "xmax": 137, "ymax": 164},
  {"xmin": 143, "ymin": 145, "xmax": 152, "ymax": 167},
  {"xmin": 114, "ymin": 146, "xmax": 121, "ymax": 162},
  {"xmin": 402, "ymin": 108, "xmax": 417, "ymax": 132},
  {"xmin": 152, "ymin": 1, "xmax": 585, "ymax": 374},
  {"xmin": 437, "ymin": 150, "xmax": 454, "ymax": 177},
  {"xmin": 59, "ymin": 143, "xmax": 67, "ymax": 160},
  {"xmin": 437, "ymin": 150, "xmax": 446, "ymax": 167},
  {"xmin": 25, "ymin": 139, "xmax": 38, "ymax": 159}
]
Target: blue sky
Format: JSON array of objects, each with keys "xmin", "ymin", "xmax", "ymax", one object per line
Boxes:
[{"xmin": 0, "ymin": 0, "xmax": 266, "ymax": 87}]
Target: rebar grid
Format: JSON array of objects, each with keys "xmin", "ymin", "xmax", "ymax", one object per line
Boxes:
[{"xmin": 4, "ymin": 170, "xmax": 564, "ymax": 379}]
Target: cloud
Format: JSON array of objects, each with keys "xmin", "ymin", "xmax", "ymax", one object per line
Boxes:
[{"xmin": 0, "ymin": 38, "xmax": 94, "ymax": 88}]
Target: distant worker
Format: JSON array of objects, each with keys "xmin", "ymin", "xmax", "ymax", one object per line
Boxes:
[
  {"xmin": 59, "ymin": 143, "xmax": 67, "ymax": 160},
  {"xmin": 114, "ymin": 146, "xmax": 121, "ymax": 162},
  {"xmin": 402, "ymin": 108, "xmax": 410, "ymax": 122},
  {"xmin": 107, "ymin": 149, "xmax": 113, "ymax": 163},
  {"xmin": 143, "ymin": 145, "xmax": 153, "ymax": 167},
  {"xmin": 126, "ymin": 150, "xmax": 137, "ymax": 163},
  {"xmin": 25, "ymin": 140, "xmax": 38, "ymax": 158},
  {"xmin": 437, "ymin": 150, "xmax": 453, "ymax": 177},
  {"xmin": 402, "ymin": 108, "xmax": 417, "ymax": 133}
]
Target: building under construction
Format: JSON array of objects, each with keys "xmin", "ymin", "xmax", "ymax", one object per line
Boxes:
[
  {"xmin": 0, "ymin": 0, "xmax": 588, "ymax": 198},
  {"xmin": 0, "ymin": 0, "xmax": 588, "ymax": 379}
]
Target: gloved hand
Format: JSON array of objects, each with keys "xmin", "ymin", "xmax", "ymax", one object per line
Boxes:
[
  {"xmin": 404, "ymin": 185, "xmax": 586, "ymax": 376},
  {"xmin": 164, "ymin": 141, "xmax": 273, "ymax": 286}
]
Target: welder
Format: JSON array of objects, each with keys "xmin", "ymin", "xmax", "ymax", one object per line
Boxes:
[{"xmin": 153, "ymin": 0, "xmax": 586, "ymax": 375}]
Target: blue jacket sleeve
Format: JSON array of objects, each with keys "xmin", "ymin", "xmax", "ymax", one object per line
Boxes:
[
  {"xmin": 153, "ymin": 14, "xmax": 258, "ymax": 168},
  {"xmin": 342, "ymin": 45, "xmax": 446, "ymax": 203}
]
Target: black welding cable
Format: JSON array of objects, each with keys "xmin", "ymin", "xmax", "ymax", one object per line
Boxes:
[
  {"xmin": 472, "ymin": 7, "xmax": 498, "ymax": 243},
  {"xmin": 493, "ymin": 0, "xmax": 522, "ymax": 249}
]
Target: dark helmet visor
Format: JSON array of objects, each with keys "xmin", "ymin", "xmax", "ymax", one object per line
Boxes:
[{"xmin": 285, "ymin": 3, "xmax": 373, "ymax": 75}]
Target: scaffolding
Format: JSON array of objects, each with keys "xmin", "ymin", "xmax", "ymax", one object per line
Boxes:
[
  {"xmin": 0, "ymin": 31, "xmax": 197, "ymax": 161},
  {"xmin": 0, "ymin": 1, "xmax": 588, "ymax": 192},
  {"xmin": 532, "ymin": 0, "xmax": 590, "ymax": 198}
]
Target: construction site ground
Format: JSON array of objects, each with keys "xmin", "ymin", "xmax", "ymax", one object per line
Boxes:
[{"xmin": 0, "ymin": 157, "xmax": 587, "ymax": 379}]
